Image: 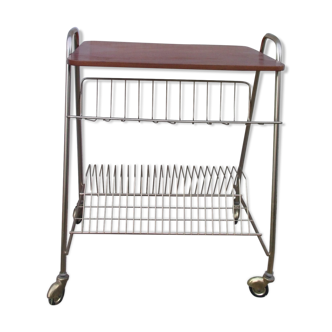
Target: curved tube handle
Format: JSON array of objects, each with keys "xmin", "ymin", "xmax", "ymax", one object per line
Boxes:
[
  {"xmin": 65, "ymin": 25, "xmax": 80, "ymax": 38},
  {"xmin": 65, "ymin": 25, "xmax": 80, "ymax": 62},
  {"xmin": 260, "ymin": 33, "xmax": 282, "ymax": 62}
]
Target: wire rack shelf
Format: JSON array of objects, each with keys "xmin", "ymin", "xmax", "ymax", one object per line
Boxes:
[{"xmin": 70, "ymin": 165, "xmax": 263, "ymax": 237}]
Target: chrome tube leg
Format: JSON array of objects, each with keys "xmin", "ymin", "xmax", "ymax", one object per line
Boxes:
[
  {"xmin": 248, "ymin": 71, "xmax": 281, "ymax": 297},
  {"xmin": 67, "ymin": 29, "xmax": 84, "ymax": 252},
  {"xmin": 48, "ymin": 28, "xmax": 80, "ymax": 305},
  {"xmin": 266, "ymin": 70, "xmax": 281, "ymax": 276},
  {"xmin": 60, "ymin": 63, "xmax": 72, "ymax": 275},
  {"xmin": 47, "ymin": 63, "xmax": 72, "ymax": 305},
  {"xmin": 247, "ymin": 33, "xmax": 283, "ymax": 298},
  {"xmin": 67, "ymin": 63, "xmax": 84, "ymax": 253}
]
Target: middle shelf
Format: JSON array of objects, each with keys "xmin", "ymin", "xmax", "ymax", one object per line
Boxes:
[{"xmin": 68, "ymin": 78, "xmax": 281, "ymax": 125}]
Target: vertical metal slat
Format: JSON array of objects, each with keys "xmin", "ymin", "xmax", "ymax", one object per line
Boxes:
[
  {"xmin": 139, "ymin": 163, "xmax": 143, "ymax": 233},
  {"xmin": 88, "ymin": 166, "xmax": 93, "ymax": 233},
  {"xmin": 180, "ymin": 164, "xmax": 186, "ymax": 233},
  {"xmin": 152, "ymin": 163, "xmax": 158, "ymax": 232},
  {"xmin": 103, "ymin": 163, "xmax": 109, "ymax": 233},
  {"xmin": 164, "ymin": 81, "xmax": 168, "ymax": 119},
  {"xmin": 177, "ymin": 82, "xmax": 185, "ymax": 119},
  {"xmin": 166, "ymin": 164, "xmax": 173, "ymax": 233},
  {"xmin": 159, "ymin": 163, "xmax": 165, "ymax": 232},
  {"xmin": 136, "ymin": 81, "xmax": 141, "ymax": 119},
  {"xmin": 108, "ymin": 81, "xmax": 113, "ymax": 117},
  {"xmin": 150, "ymin": 81, "xmax": 154, "ymax": 119},
  {"xmin": 191, "ymin": 82, "xmax": 196, "ymax": 120},
  {"xmin": 122, "ymin": 80, "xmax": 128, "ymax": 118},
  {"xmin": 231, "ymin": 171, "xmax": 236, "ymax": 235},
  {"xmin": 81, "ymin": 166, "xmax": 89, "ymax": 233},
  {"xmin": 204, "ymin": 82, "xmax": 209, "ymax": 119},
  {"xmin": 175, "ymin": 167, "xmax": 179, "ymax": 234},
  {"xmin": 186, "ymin": 165, "xmax": 194, "ymax": 233},
  {"xmin": 117, "ymin": 163, "xmax": 123, "ymax": 232},
  {"xmin": 147, "ymin": 166, "xmax": 150, "ymax": 233},
  {"xmin": 124, "ymin": 163, "xmax": 129, "ymax": 233},
  {"xmin": 211, "ymin": 169, "xmax": 214, "ymax": 234},
  {"xmin": 131, "ymin": 163, "xmax": 137, "ymax": 232},
  {"xmin": 218, "ymin": 83, "xmax": 222, "ymax": 120},
  {"xmin": 232, "ymin": 83, "xmax": 236, "ymax": 120},
  {"xmin": 96, "ymin": 163, "xmax": 104, "ymax": 232},
  {"xmin": 111, "ymin": 166, "xmax": 116, "ymax": 233},
  {"xmin": 246, "ymin": 86, "xmax": 251, "ymax": 121},
  {"xmin": 224, "ymin": 165, "xmax": 228, "ymax": 233},
  {"xmin": 93, "ymin": 80, "xmax": 98, "ymax": 116},
  {"xmin": 217, "ymin": 165, "xmax": 222, "ymax": 233}
]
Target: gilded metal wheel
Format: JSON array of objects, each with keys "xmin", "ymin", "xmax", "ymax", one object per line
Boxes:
[
  {"xmin": 249, "ymin": 285, "xmax": 269, "ymax": 299},
  {"xmin": 247, "ymin": 276, "xmax": 269, "ymax": 298},
  {"xmin": 47, "ymin": 281, "xmax": 65, "ymax": 306},
  {"xmin": 48, "ymin": 292, "xmax": 65, "ymax": 306},
  {"xmin": 47, "ymin": 274, "xmax": 69, "ymax": 306}
]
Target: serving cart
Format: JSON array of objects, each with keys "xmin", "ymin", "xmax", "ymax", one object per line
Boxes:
[{"xmin": 47, "ymin": 27, "xmax": 284, "ymax": 304}]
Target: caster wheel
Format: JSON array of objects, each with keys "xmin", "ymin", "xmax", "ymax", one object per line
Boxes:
[
  {"xmin": 72, "ymin": 204, "xmax": 83, "ymax": 219},
  {"xmin": 249, "ymin": 285, "xmax": 269, "ymax": 299},
  {"xmin": 47, "ymin": 275, "xmax": 69, "ymax": 306},
  {"xmin": 233, "ymin": 210, "xmax": 239, "ymax": 224},
  {"xmin": 247, "ymin": 277, "xmax": 269, "ymax": 299},
  {"xmin": 48, "ymin": 292, "xmax": 65, "ymax": 307}
]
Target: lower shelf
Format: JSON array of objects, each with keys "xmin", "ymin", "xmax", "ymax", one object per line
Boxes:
[{"xmin": 71, "ymin": 165, "xmax": 262, "ymax": 237}]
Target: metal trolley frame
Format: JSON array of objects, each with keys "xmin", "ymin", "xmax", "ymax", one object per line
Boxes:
[{"xmin": 47, "ymin": 27, "xmax": 284, "ymax": 304}]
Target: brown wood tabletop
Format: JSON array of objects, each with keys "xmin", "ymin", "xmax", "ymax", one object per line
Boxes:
[{"xmin": 67, "ymin": 41, "xmax": 285, "ymax": 71}]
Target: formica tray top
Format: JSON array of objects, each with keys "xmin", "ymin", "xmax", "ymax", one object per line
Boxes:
[{"xmin": 67, "ymin": 41, "xmax": 284, "ymax": 71}]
